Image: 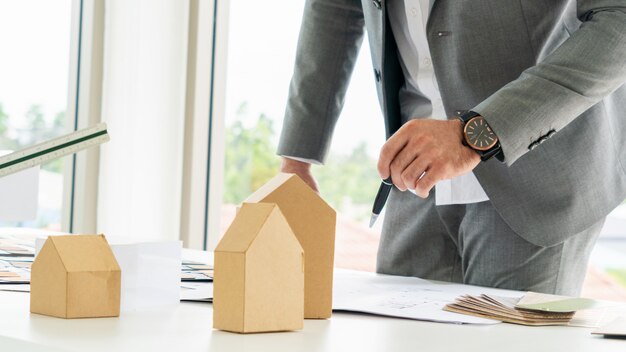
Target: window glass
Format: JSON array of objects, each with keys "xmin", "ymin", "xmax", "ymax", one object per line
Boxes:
[
  {"xmin": 221, "ymin": 0, "xmax": 385, "ymax": 271},
  {"xmin": 0, "ymin": 0, "xmax": 73, "ymax": 230}
]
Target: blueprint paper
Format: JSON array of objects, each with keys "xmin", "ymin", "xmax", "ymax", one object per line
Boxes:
[
  {"xmin": 180, "ymin": 282, "xmax": 213, "ymax": 302},
  {"xmin": 332, "ymin": 269, "xmax": 525, "ymax": 324}
]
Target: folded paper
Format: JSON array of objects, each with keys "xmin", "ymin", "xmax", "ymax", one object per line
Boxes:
[{"xmin": 111, "ymin": 240, "xmax": 181, "ymax": 310}]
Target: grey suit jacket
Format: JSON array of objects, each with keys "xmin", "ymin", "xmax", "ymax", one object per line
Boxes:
[{"xmin": 277, "ymin": 0, "xmax": 626, "ymax": 247}]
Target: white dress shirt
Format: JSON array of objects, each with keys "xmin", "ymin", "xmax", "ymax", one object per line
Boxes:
[
  {"xmin": 387, "ymin": 0, "xmax": 489, "ymax": 205},
  {"xmin": 284, "ymin": 0, "xmax": 489, "ymax": 206}
]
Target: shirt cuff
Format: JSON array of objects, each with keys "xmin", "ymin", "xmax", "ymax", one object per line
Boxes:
[{"xmin": 280, "ymin": 155, "xmax": 322, "ymax": 165}]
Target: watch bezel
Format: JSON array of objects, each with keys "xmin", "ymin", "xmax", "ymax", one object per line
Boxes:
[
  {"xmin": 458, "ymin": 111, "xmax": 505, "ymax": 162},
  {"xmin": 463, "ymin": 116, "xmax": 499, "ymax": 151}
]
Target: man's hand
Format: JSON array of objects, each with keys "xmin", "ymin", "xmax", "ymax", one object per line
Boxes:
[
  {"xmin": 280, "ymin": 157, "xmax": 320, "ymax": 193},
  {"xmin": 377, "ymin": 119, "xmax": 480, "ymax": 198}
]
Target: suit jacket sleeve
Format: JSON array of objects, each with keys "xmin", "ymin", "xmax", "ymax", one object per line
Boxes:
[
  {"xmin": 277, "ymin": 0, "xmax": 365, "ymax": 164},
  {"xmin": 472, "ymin": 2, "xmax": 626, "ymax": 166}
]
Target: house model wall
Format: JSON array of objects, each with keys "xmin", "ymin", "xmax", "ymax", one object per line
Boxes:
[
  {"xmin": 245, "ymin": 173, "xmax": 336, "ymax": 319},
  {"xmin": 30, "ymin": 234, "xmax": 121, "ymax": 319},
  {"xmin": 213, "ymin": 202, "xmax": 305, "ymax": 333}
]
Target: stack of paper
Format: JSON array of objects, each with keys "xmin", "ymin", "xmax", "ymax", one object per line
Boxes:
[{"xmin": 444, "ymin": 293, "xmax": 576, "ymax": 326}]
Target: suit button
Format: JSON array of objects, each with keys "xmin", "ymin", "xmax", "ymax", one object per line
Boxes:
[
  {"xmin": 374, "ymin": 69, "xmax": 381, "ymax": 82},
  {"xmin": 436, "ymin": 31, "xmax": 451, "ymax": 37},
  {"xmin": 372, "ymin": 0, "xmax": 382, "ymax": 10}
]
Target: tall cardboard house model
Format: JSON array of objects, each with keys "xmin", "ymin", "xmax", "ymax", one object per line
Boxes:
[
  {"xmin": 30, "ymin": 235, "xmax": 121, "ymax": 318},
  {"xmin": 245, "ymin": 173, "xmax": 336, "ymax": 319},
  {"xmin": 213, "ymin": 203, "xmax": 304, "ymax": 333}
]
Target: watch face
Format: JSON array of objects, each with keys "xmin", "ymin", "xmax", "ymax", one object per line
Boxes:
[{"xmin": 464, "ymin": 116, "xmax": 498, "ymax": 151}]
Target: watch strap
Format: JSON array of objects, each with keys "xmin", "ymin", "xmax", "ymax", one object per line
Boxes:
[{"xmin": 459, "ymin": 110, "xmax": 481, "ymax": 124}]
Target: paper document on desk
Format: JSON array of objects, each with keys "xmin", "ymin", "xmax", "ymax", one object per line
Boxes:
[
  {"xmin": 593, "ymin": 317, "xmax": 626, "ymax": 338},
  {"xmin": 0, "ymin": 151, "xmax": 38, "ymax": 221},
  {"xmin": 181, "ymin": 282, "xmax": 213, "ymax": 302},
  {"xmin": 332, "ymin": 270, "xmax": 525, "ymax": 325}
]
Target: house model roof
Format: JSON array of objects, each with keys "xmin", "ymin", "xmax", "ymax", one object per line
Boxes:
[
  {"xmin": 216, "ymin": 203, "xmax": 297, "ymax": 253},
  {"xmin": 46, "ymin": 235, "xmax": 120, "ymax": 273},
  {"xmin": 245, "ymin": 173, "xmax": 333, "ymax": 214}
]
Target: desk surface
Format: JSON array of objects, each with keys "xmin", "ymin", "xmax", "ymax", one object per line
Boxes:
[{"xmin": 1, "ymin": 290, "xmax": 625, "ymax": 352}]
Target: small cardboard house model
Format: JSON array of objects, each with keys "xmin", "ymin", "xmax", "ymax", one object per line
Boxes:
[
  {"xmin": 30, "ymin": 235, "xmax": 121, "ymax": 318},
  {"xmin": 245, "ymin": 173, "xmax": 336, "ymax": 319},
  {"xmin": 213, "ymin": 203, "xmax": 304, "ymax": 333}
]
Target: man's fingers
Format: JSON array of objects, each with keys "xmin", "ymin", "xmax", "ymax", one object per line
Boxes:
[
  {"xmin": 400, "ymin": 156, "xmax": 429, "ymax": 191},
  {"xmin": 414, "ymin": 166, "xmax": 444, "ymax": 198},
  {"xmin": 279, "ymin": 158, "xmax": 320, "ymax": 193},
  {"xmin": 377, "ymin": 134, "xmax": 409, "ymax": 179},
  {"xmin": 376, "ymin": 118, "xmax": 481, "ymax": 198},
  {"xmin": 389, "ymin": 146, "xmax": 421, "ymax": 191}
]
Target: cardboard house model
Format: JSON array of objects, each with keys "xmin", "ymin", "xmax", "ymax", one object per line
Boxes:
[
  {"xmin": 30, "ymin": 235, "xmax": 121, "ymax": 319},
  {"xmin": 245, "ymin": 173, "xmax": 336, "ymax": 319},
  {"xmin": 213, "ymin": 203, "xmax": 304, "ymax": 333}
]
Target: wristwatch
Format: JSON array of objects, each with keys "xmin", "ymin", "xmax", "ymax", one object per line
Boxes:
[{"xmin": 458, "ymin": 111, "xmax": 504, "ymax": 162}]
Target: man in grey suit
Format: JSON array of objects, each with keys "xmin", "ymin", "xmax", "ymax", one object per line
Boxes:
[{"xmin": 277, "ymin": 0, "xmax": 626, "ymax": 296}]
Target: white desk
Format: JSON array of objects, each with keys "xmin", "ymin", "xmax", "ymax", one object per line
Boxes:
[{"xmin": 1, "ymin": 289, "xmax": 625, "ymax": 352}]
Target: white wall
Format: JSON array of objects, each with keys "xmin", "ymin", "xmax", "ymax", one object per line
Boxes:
[{"xmin": 97, "ymin": 0, "xmax": 189, "ymax": 241}]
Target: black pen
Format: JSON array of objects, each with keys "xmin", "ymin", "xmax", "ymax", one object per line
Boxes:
[{"xmin": 369, "ymin": 177, "xmax": 393, "ymax": 228}]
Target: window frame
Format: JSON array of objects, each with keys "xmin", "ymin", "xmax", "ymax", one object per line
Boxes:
[
  {"xmin": 61, "ymin": 0, "xmax": 105, "ymax": 234},
  {"xmin": 180, "ymin": 0, "xmax": 230, "ymax": 250}
]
